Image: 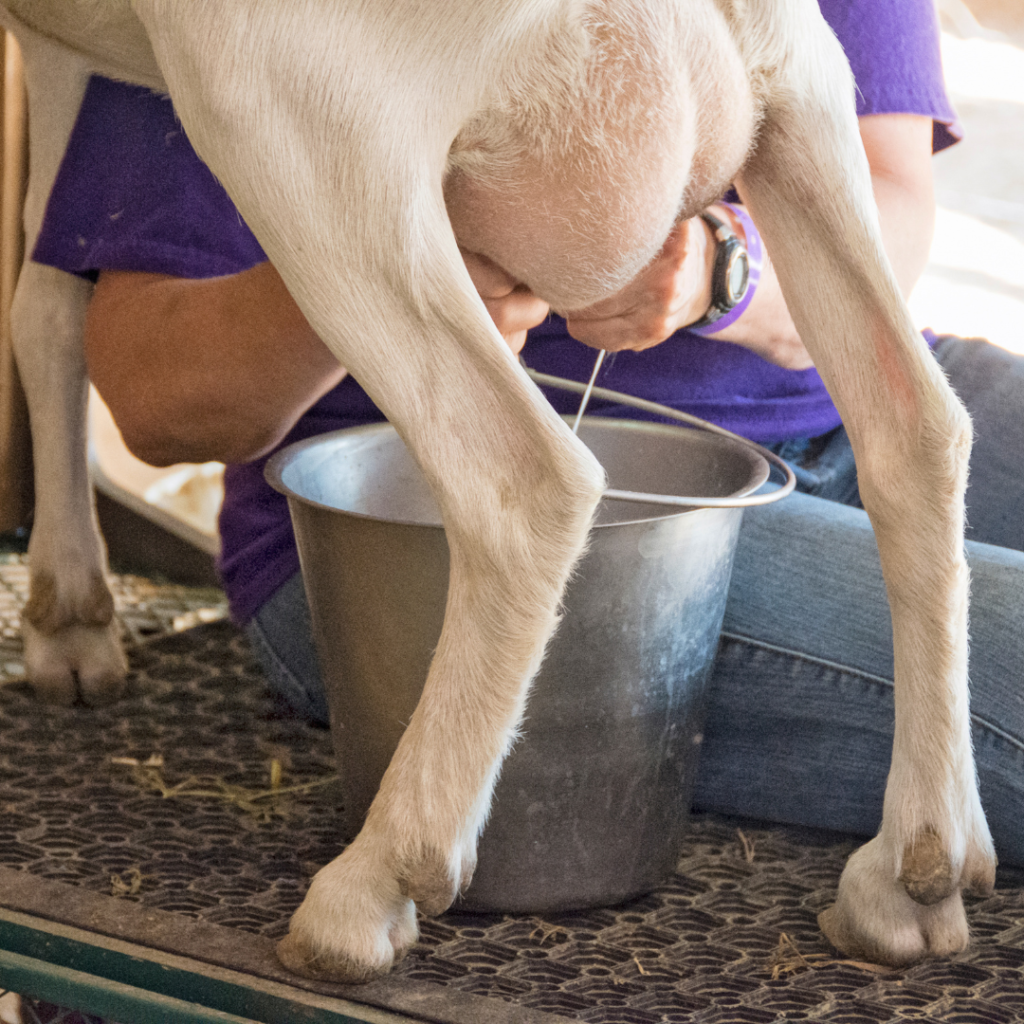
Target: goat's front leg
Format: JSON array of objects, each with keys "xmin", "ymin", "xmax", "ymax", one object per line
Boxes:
[
  {"xmin": 136, "ymin": 1, "xmax": 606, "ymax": 979},
  {"xmin": 274, "ymin": 335, "xmax": 603, "ymax": 982},
  {"xmin": 272, "ymin": 356, "xmax": 603, "ymax": 981},
  {"xmin": 267, "ymin": 303, "xmax": 604, "ymax": 978},
  {"xmin": 729, "ymin": 0, "xmax": 995, "ymax": 965},
  {"xmin": 13, "ymin": 35, "xmax": 126, "ymax": 705}
]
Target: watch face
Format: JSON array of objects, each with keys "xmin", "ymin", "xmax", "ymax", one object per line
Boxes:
[{"xmin": 726, "ymin": 249, "xmax": 750, "ymax": 304}]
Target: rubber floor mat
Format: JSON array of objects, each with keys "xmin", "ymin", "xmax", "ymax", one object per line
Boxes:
[{"xmin": 2, "ymin": 621, "xmax": 1023, "ymax": 1023}]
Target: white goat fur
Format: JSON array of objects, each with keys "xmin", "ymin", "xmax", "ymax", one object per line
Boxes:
[{"xmin": 2, "ymin": 0, "xmax": 996, "ymax": 981}]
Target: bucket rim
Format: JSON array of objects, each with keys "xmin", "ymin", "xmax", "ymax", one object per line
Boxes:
[{"xmin": 265, "ymin": 416, "xmax": 769, "ymax": 530}]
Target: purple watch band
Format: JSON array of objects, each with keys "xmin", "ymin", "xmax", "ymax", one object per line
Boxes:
[{"xmin": 689, "ymin": 201, "xmax": 763, "ymax": 337}]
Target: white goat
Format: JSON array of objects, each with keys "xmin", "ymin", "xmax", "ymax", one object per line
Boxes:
[{"xmin": 1, "ymin": 0, "xmax": 996, "ymax": 982}]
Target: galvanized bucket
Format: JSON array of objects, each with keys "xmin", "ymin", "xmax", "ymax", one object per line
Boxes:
[{"xmin": 266, "ymin": 381, "xmax": 793, "ymax": 913}]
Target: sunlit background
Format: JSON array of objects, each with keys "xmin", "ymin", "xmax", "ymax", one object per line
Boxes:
[{"xmin": 912, "ymin": 0, "xmax": 1024, "ymax": 353}]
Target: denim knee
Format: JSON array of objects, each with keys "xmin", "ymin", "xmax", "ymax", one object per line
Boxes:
[{"xmin": 244, "ymin": 573, "xmax": 330, "ymax": 726}]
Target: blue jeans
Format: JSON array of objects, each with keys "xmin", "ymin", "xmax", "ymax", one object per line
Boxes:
[{"xmin": 246, "ymin": 335, "xmax": 1024, "ymax": 865}]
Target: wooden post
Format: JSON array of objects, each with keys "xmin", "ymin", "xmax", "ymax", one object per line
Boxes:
[{"xmin": 0, "ymin": 32, "xmax": 30, "ymax": 532}]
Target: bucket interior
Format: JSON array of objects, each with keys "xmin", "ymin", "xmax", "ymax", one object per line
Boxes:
[{"xmin": 271, "ymin": 417, "xmax": 768, "ymax": 525}]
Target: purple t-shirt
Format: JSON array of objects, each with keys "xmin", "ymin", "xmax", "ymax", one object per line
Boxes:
[{"xmin": 32, "ymin": 0, "xmax": 959, "ymax": 623}]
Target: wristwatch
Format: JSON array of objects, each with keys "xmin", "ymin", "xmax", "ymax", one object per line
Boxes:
[{"xmin": 688, "ymin": 209, "xmax": 751, "ymax": 332}]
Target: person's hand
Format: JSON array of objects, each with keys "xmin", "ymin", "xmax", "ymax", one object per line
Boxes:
[
  {"xmin": 559, "ymin": 215, "xmax": 715, "ymax": 352},
  {"xmin": 555, "ymin": 203, "xmax": 815, "ymax": 369},
  {"xmin": 461, "ymin": 249, "xmax": 550, "ymax": 354}
]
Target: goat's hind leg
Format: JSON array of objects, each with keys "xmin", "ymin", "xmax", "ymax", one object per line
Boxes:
[
  {"xmin": 728, "ymin": 0, "xmax": 995, "ymax": 965},
  {"xmin": 12, "ymin": 33, "xmax": 126, "ymax": 706}
]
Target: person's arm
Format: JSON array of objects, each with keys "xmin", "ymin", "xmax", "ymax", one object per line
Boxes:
[
  {"xmin": 84, "ymin": 261, "xmax": 347, "ymax": 466},
  {"xmin": 85, "ymin": 251, "xmax": 549, "ymax": 467},
  {"xmin": 88, "ymin": 113, "xmax": 932, "ymax": 465},
  {"xmin": 561, "ymin": 113, "xmax": 937, "ymax": 369}
]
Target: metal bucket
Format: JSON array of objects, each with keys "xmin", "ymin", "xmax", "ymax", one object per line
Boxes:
[{"xmin": 266, "ymin": 414, "xmax": 776, "ymax": 913}]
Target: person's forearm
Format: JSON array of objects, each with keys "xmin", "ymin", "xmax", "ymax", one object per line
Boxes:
[
  {"xmin": 84, "ymin": 262, "xmax": 347, "ymax": 466},
  {"xmin": 707, "ymin": 114, "xmax": 936, "ymax": 368},
  {"xmin": 689, "ymin": 204, "xmax": 812, "ymax": 369}
]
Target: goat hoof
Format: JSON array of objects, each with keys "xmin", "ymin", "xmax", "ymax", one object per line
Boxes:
[
  {"xmin": 819, "ymin": 834, "xmax": 971, "ymax": 966},
  {"xmin": 276, "ymin": 932, "xmax": 385, "ymax": 984},
  {"xmin": 23, "ymin": 620, "xmax": 127, "ymax": 707},
  {"xmin": 277, "ymin": 839, "xmax": 420, "ymax": 983}
]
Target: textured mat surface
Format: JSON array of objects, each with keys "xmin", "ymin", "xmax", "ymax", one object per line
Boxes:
[
  {"xmin": 0, "ymin": 550, "xmax": 227, "ymax": 687},
  {"xmin": 2, "ymin": 621, "xmax": 1024, "ymax": 1024}
]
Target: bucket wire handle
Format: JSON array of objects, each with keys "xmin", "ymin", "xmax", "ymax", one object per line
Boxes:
[
  {"xmin": 524, "ymin": 355, "xmax": 797, "ymax": 509},
  {"xmin": 571, "ymin": 349, "xmax": 606, "ymax": 434}
]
